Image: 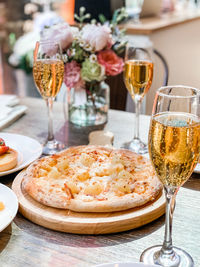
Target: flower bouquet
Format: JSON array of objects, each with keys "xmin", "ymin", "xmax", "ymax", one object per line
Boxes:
[{"xmin": 41, "ymin": 7, "xmax": 127, "ymax": 126}]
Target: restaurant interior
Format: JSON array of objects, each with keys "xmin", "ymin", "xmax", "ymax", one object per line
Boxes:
[{"xmin": 0, "ymin": 0, "xmax": 200, "ymax": 267}]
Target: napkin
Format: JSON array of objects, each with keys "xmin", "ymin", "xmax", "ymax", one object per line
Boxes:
[
  {"xmin": 0, "ymin": 95, "xmax": 27, "ymax": 130},
  {"xmin": 0, "ymin": 95, "xmax": 20, "ymax": 107}
]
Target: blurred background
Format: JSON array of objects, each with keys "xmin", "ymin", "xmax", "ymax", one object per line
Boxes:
[{"xmin": 0, "ymin": 0, "xmax": 200, "ymax": 114}]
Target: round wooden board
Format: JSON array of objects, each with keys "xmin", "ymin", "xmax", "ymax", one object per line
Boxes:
[{"xmin": 12, "ymin": 170, "xmax": 166, "ymax": 235}]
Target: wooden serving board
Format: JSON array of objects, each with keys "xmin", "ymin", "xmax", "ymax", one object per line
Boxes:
[{"xmin": 12, "ymin": 170, "xmax": 165, "ymax": 235}]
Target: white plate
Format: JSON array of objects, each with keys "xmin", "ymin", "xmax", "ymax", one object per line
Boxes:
[
  {"xmin": 94, "ymin": 263, "xmax": 158, "ymax": 267},
  {"xmin": 0, "ymin": 133, "xmax": 42, "ymax": 176},
  {"xmin": 0, "ymin": 183, "xmax": 18, "ymax": 232}
]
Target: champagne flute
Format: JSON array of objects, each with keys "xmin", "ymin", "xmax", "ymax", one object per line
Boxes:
[
  {"xmin": 121, "ymin": 46, "xmax": 154, "ymax": 154},
  {"xmin": 125, "ymin": 0, "xmax": 144, "ymax": 23},
  {"xmin": 140, "ymin": 85, "xmax": 200, "ymax": 266},
  {"xmin": 33, "ymin": 41, "xmax": 65, "ymax": 155}
]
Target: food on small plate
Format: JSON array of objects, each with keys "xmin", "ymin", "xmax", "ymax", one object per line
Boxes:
[
  {"xmin": 0, "ymin": 201, "xmax": 4, "ymax": 211},
  {"xmin": 0, "ymin": 138, "xmax": 9, "ymax": 155},
  {"xmin": 23, "ymin": 145, "xmax": 162, "ymax": 213},
  {"xmin": 0, "ymin": 138, "xmax": 18, "ymax": 172}
]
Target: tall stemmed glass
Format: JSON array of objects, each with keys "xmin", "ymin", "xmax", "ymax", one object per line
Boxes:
[
  {"xmin": 125, "ymin": 0, "xmax": 144, "ymax": 23},
  {"xmin": 33, "ymin": 41, "xmax": 65, "ymax": 155},
  {"xmin": 140, "ymin": 86, "xmax": 200, "ymax": 266},
  {"xmin": 121, "ymin": 45, "xmax": 154, "ymax": 154}
]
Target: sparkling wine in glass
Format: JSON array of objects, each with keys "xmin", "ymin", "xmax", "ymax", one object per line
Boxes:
[
  {"xmin": 122, "ymin": 46, "xmax": 154, "ymax": 154},
  {"xmin": 33, "ymin": 41, "xmax": 65, "ymax": 155},
  {"xmin": 140, "ymin": 85, "xmax": 200, "ymax": 267}
]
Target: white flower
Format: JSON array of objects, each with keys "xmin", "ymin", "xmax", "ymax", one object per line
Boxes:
[
  {"xmin": 74, "ymin": 35, "xmax": 80, "ymax": 41},
  {"xmin": 24, "ymin": 3, "xmax": 38, "ymax": 15},
  {"xmin": 33, "ymin": 11, "xmax": 63, "ymax": 32},
  {"xmin": 89, "ymin": 54, "xmax": 97, "ymax": 63},
  {"xmin": 70, "ymin": 26, "xmax": 80, "ymax": 38},
  {"xmin": 79, "ymin": 40, "xmax": 85, "ymax": 47},
  {"xmin": 56, "ymin": 53, "xmax": 61, "ymax": 60},
  {"xmin": 41, "ymin": 22, "xmax": 73, "ymax": 51},
  {"xmin": 62, "ymin": 54, "xmax": 68, "ymax": 63},
  {"xmin": 71, "ymin": 49, "xmax": 76, "ymax": 57},
  {"xmin": 84, "ymin": 43, "xmax": 92, "ymax": 52},
  {"xmin": 8, "ymin": 54, "xmax": 20, "ymax": 67},
  {"xmin": 81, "ymin": 24, "xmax": 112, "ymax": 52},
  {"xmin": 13, "ymin": 30, "xmax": 40, "ymax": 57}
]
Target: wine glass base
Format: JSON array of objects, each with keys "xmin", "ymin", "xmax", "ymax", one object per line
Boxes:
[
  {"xmin": 121, "ymin": 139, "xmax": 148, "ymax": 154},
  {"xmin": 140, "ymin": 245, "xmax": 194, "ymax": 267},
  {"xmin": 42, "ymin": 140, "xmax": 65, "ymax": 155}
]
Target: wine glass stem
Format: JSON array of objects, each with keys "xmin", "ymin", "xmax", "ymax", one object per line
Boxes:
[
  {"xmin": 133, "ymin": 13, "xmax": 140, "ymax": 24},
  {"xmin": 161, "ymin": 187, "xmax": 176, "ymax": 255},
  {"xmin": 134, "ymin": 100, "xmax": 141, "ymax": 140},
  {"xmin": 46, "ymin": 98, "xmax": 54, "ymax": 142}
]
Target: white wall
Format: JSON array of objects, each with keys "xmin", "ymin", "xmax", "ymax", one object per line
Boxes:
[{"xmin": 146, "ymin": 18, "xmax": 200, "ymax": 114}]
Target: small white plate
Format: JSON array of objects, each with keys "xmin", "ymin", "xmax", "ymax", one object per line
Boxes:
[
  {"xmin": 0, "ymin": 183, "xmax": 18, "ymax": 232},
  {"xmin": 194, "ymin": 163, "xmax": 200, "ymax": 174},
  {"xmin": 94, "ymin": 263, "xmax": 159, "ymax": 267},
  {"xmin": 0, "ymin": 133, "xmax": 42, "ymax": 176}
]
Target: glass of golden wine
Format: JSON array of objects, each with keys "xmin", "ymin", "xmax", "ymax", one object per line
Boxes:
[
  {"xmin": 122, "ymin": 45, "xmax": 154, "ymax": 154},
  {"xmin": 33, "ymin": 41, "xmax": 65, "ymax": 155},
  {"xmin": 140, "ymin": 86, "xmax": 200, "ymax": 266}
]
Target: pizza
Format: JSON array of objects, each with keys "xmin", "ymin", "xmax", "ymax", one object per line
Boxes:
[{"xmin": 22, "ymin": 145, "xmax": 162, "ymax": 212}]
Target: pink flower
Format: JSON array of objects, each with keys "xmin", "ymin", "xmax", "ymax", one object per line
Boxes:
[
  {"xmin": 41, "ymin": 22, "xmax": 73, "ymax": 51},
  {"xmin": 64, "ymin": 61, "xmax": 84, "ymax": 89},
  {"xmin": 97, "ymin": 50, "xmax": 124, "ymax": 76},
  {"xmin": 81, "ymin": 24, "xmax": 113, "ymax": 52}
]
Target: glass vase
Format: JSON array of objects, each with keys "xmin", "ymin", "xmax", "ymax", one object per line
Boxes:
[{"xmin": 67, "ymin": 81, "xmax": 110, "ymax": 126}]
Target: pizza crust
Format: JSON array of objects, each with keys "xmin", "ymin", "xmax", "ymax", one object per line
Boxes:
[{"xmin": 23, "ymin": 146, "xmax": 162, "ymax": 212}]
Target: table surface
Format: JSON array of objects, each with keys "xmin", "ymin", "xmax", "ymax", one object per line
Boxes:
[{"xmin": 0, "ymin": 97, "xmax": 200, "ymax": 267}]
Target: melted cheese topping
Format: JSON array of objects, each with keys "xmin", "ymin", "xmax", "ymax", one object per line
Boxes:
[{"xmin": 34, "ymin": 147, "xmax": 155, "ymax": 200}]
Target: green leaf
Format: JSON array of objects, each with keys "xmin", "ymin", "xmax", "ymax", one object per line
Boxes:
[
  {"xmin": 74, "ymin": 14, "xmax": 81, "ymax": 22},
  {"xmin": 98, "ymin": 14, "xmax": 107, "ymax": 24},
  {"xmin": 112, "ymin": 9, "xmax": 120, "ymax": 24},
  {"xmin": 8, "ymin": 33, "xmax": 16, "ymax": 48}
]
